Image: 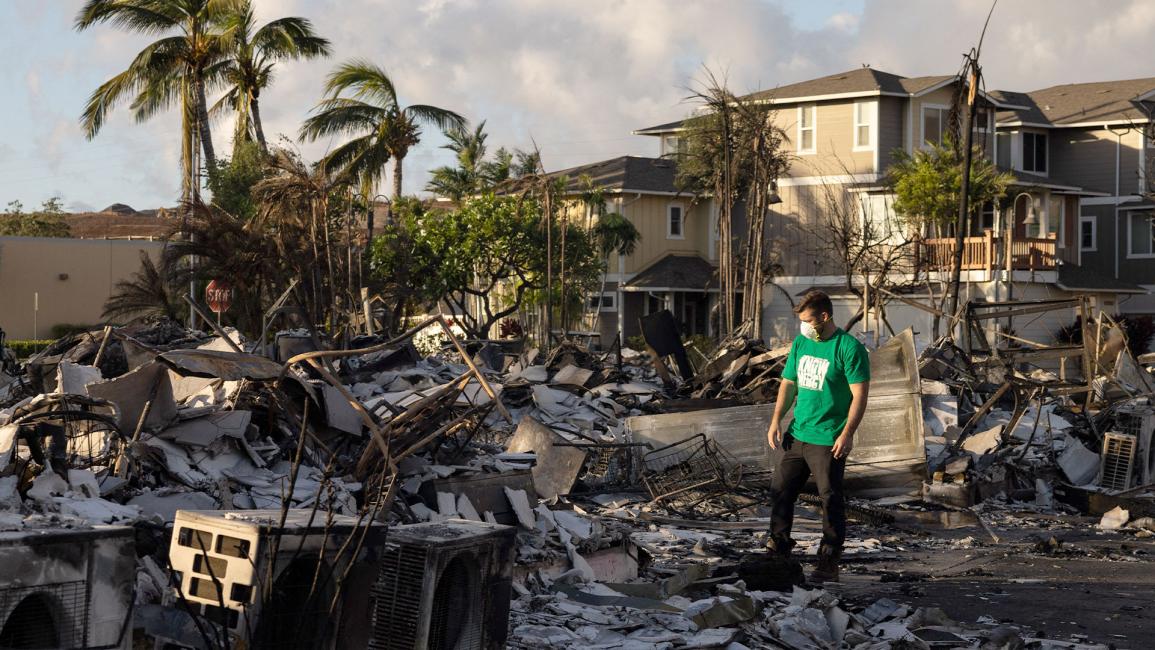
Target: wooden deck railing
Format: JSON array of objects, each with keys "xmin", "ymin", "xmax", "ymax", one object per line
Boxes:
[{"xmin": 919, "ymin": 232, "xmax": 1057, "ymax": 271}]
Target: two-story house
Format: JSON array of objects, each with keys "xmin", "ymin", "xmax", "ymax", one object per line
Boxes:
[
  {"xmin": 993, "ymin": 78, "xmax": 1155, "ymax": 310},
  {"xmin": 541, "ymin": 155, "xmax": 723, "ymax": 345},
  {"xmin": 633, "ymin": 67, "xmax": 1150, "ymax": 349}
]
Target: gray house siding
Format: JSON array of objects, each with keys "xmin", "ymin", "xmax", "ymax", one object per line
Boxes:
[
  {"xmin": 877, "ymin": 96, "xmax": 906, "ymax": 174},
  {"xmin": 1075, "ymin": 203, "xmax": 1118, "ymax": 279},
  {"xmin": 1050, "ymin": 127, "xmax": 1143, "ymax": 196}
]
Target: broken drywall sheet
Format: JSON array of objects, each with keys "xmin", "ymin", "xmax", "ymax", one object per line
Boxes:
[
  {"xmin": 57, "ymin": 361, "xmax": 103, "ymax": 395},
  {"xmin": 505, "ymin": 415, "xmax": 587, "ymax": 500},
  {"xmin": 158, "ymin": 410, "xmax": 252, "ymax": 448},
  {"xmin": 322, "ymin": 384, "xmax": 363, "ymax": 435},
  {"xmin": 1058, "ymin": 436, "xmax": 1100, "ymax": 486},
  {"xmin": 87, "ymin": 361, "xmax": 178, "ymax": 432}
]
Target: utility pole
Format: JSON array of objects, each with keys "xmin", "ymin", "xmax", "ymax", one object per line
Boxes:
[
  {"xmin": 948, "ymin": 57, "xmax": 979, "ymax": 328},
  {"xmin": 947, "ymin": 0, "xmax": 998, "ymax": 336}
]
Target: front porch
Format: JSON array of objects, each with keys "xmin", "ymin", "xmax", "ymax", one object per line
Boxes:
[{"xmin": 918, "ymin": 232, "xmax": 1066, "ymax": 271}]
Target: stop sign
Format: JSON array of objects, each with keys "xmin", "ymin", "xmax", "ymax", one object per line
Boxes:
[{"xmin": 205, "ymin": 279, "xmax": 233, "ymax": 313}]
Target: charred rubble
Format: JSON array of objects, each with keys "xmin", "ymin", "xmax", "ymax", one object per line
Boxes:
[{"xmin": 0, "ymin": 303, "xmax": 1150, "ymax": 648}]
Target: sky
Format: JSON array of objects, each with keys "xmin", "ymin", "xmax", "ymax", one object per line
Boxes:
[{"xmin": 1, "ymin": 0, "xmax": 1154, "ymax": 212}]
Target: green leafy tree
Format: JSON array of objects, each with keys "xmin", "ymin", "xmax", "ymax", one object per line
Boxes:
[
  {"xmin": 206, "ymin": 139, "xmax": 266, "ymax": 220},
  {"xmin": 213, "ymin": 0, "xmax": 331, "ymax": 151},
  {"xmin": 371, "ymin": 193, "xmax": 601, "ymax": 338},
  {"xmin": 300, "ymin": 59, "xmax": 466, "ymax": 200},
  {"xmin": 0, "ymin": 200, "xmax": 72, "ymax": 238},
  {"xmin": 76, "ymin": 0, "xmax": 239, "ymax": 203},
  {"xmin": 888, "ymin": 137, "xmax": 1013, "ymax": 234}
]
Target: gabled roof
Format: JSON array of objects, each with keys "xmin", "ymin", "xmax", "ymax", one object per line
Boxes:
[
  {"xmin": 546, "ymin": 155, "xmax": 682, "ymax": 195},
  {"xmin": 998, "ymin": 167, "xmax": 1108, "ymax": 196},
  {"xmin": 995, "ymin": 77, "xmax": 1155, "ymax": 127},
  {"xmin": 622, "ymin": 253, "xmax": 718, "ymax": 292},
  {"xmin": 635, "ymin": 68, "xmax": 1019, "ymax": 135},
  {"xmin": 744, "ymin": 67, "xmax": 912, "ymax": 102}
]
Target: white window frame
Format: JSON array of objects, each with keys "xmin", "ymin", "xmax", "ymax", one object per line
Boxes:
[
  {"xmin": 853, "ymin": 100, "xmax": 875, "ymax": 151},
  {"xmin": 797, "ymin": 104, "xmax": 816, "ymax": 155},
  {"xmin": 1079, "ymin": 215, "xmax": 1097, "ymax": 252},
  {"xmin": 588, "ymin": 292, "xmax": 617, "ymax": 312},
  {"xmin": 1127, "ymin": 212, "xmax": 1155, "ymax": 259},
  {"xmin": 995, "ymin": 131, "xmax": 1012, "ymax": 167},
  {"xmin": 667, "ymin": 202, "xmax": 685, "ymax": 240},
  {"xmin": 1022, "ymin": 131, "xmax": 1048, "ymax": 174},
  {"xmin": 920, "ymin": 103, "xmax": 949, "ymax": 149}
]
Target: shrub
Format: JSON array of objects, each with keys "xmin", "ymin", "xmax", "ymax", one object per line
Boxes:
[
  {"xmin": 49, "ymin": 323, "xmax": 98, "ymax": 339},
  {"xmin": 498, "ymin": 318, "xmax": 524, "ymax": 339},
  {"xmin": 6, "ymin": 339, "xmax": 54, "ymax": 359},
  {"xmin": 684, "ymin": 334, "xmax": 718, "ymax": 359}
]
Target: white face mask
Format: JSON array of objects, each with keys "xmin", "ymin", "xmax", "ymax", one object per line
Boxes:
[{"xmin": 800, "ymin": 320, "xmax": 821, "ymax": 341}]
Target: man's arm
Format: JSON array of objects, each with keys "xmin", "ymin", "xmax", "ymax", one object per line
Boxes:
[
  {"xmin": 832, "ymin": 381, "xmax": 869, "ymax": 459},
  {"xmin": 767, "ymin": 379, "xmax": 796, "ymax": 450}
]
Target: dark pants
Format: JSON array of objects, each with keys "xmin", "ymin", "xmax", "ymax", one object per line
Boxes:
[{"xmin": 769, "ymin": 434, "xmax": 847, "ymax": 554}]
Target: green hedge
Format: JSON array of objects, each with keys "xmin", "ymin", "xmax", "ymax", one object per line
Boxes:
[{"xmin": 6, "ymin": 340, "xmax": 54, "ymax": 359}]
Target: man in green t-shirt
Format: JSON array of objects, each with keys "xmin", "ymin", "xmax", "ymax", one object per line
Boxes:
[{"xmin": 765, "ymin": 290, "xmax": 870, "ymax": 583}]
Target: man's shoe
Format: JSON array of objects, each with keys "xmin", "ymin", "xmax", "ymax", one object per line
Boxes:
[
  {"xmin": 765, "ymin": 535, "xmax": 793, "ymax": 557},
  {"xmin": 810, "ymin": 549, "xmax": 841, "ymax": 583}
]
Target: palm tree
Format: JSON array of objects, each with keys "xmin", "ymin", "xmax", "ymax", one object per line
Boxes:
[
  {"xmin": 214, "ymin": 0, "xmax": 331, "ymax": 152},
  {"xmin": 76, "ymin": 0, "xmax": 238, "ymax": 203},
  {"xmin": 426, "ymin": 122, "xmax": 490, "ymax": 201},
  {"xmin": 300, "ymin": 59, "xmax": 466, "ymax": 201},
  {"xmin": 252, "ymin": 149, "xmax": 347, "ymax": 326},
  {"xmin": 103, "ymin": 251, "xmax": 183, "ymax": 322}
]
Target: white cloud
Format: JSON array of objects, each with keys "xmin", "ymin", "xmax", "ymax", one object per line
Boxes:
[{"xmin": 7, "ymin": 0, "xmax": 1155, "ymax": 209}]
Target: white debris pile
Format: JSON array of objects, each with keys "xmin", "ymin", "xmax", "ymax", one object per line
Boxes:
[{"xmin": 506, "ymin": 575, "xmax": 1081, "ymax": 650}]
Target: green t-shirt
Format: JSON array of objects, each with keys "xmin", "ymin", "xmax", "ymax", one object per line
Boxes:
[{"xmin": 781, "ymin": 328, "xmax": 870, "ymax": 446}]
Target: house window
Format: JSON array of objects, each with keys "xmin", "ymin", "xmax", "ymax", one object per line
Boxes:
[
  {"xmin": 853, "ymin": 100, "xmax": 874, "ymax": 149},
  {"xmin": 1022, "ymin": 132, "xmax": 1048, "ymax": 173},
  {"xmin": 977, "ymin": 200, "xmax": 996, "ymax": 231},
  {"xmin": 587, "ymin": 293, "xmax": 617, "ymax": 312},
  {"xmin": 1128, "ymin": 212, "xmax": 1155, "ymax": 257},
  {"xmin": 1079, "ymin": 215, "xmax": 1097, "ymax": 252},
  {"xmin": 667, "ymin": 204, "xmax": 684, "ymax": 239},
  {"xmin": 662, "ymin": 135, "xmax": 686, "ymax": 157},
  {"xmin": 996, "ymin": 132, "xmax": 1012, "ymax": 166},
  {"xmin": 922, "ymin": 105, "xmax": 948, "ymax": 147},
  {"xmin": 797, "ymin": 104, "xmax": 816, "ymax": 154}
]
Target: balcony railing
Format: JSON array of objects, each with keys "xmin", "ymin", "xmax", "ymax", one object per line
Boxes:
[{"xmin": 919, "ymin": 232, "xmax": 1058, "ymax": 271}]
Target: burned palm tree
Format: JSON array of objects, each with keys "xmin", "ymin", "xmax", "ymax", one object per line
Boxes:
[
  {"xmin": 253, "ymin": 149, "xmax": 351, "ymax": 330},
  {"xmin": 102, "ymin": 250, "xmax": 183, "ymax": 323}
]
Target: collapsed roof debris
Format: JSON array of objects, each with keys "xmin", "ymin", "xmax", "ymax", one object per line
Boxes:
[{"xmin": 0, "ymin": 300, "xmax": 1150, "ymax": 647}]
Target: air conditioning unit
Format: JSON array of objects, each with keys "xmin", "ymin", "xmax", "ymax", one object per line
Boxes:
[
  {"xmin": 369, "ymin": 519, "xmax": 517, "ymax": 650},
  {"xmin": 1115, "ymin": 406, "xmax": 1155, "ymax": 484},
  {"xmin": 169, "ymin": 509, "xmax": 386, "ymax": 649},
  {"xmin": 1100, "ymin": 432, "xmax": 1138, "ymax": 491},
  {"xmin": 0, "ymin": 526, "xmax": 134, "ymax": 649}
]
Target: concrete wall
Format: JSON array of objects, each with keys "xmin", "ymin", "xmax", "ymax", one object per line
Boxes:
[{"xmin": 0, "ymin": 237, "xmax": 166, "ymax": 339}]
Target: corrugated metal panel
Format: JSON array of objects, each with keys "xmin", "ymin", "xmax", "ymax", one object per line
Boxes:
[{"xmin": 625, "ymin": 329, "xmax": 926, "ymax": 482}]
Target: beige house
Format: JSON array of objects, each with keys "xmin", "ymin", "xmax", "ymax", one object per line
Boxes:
[
  {"xmin": 539, "ymin": 156, "xmax": 726, "ymax": 345},
  {"xmin": 634, "ymin": 67, "xmax": 1150, "ymax": 348},
  {"xmin": 0, "ymin": 237, "xmax": 165, "ymax": 339}
]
